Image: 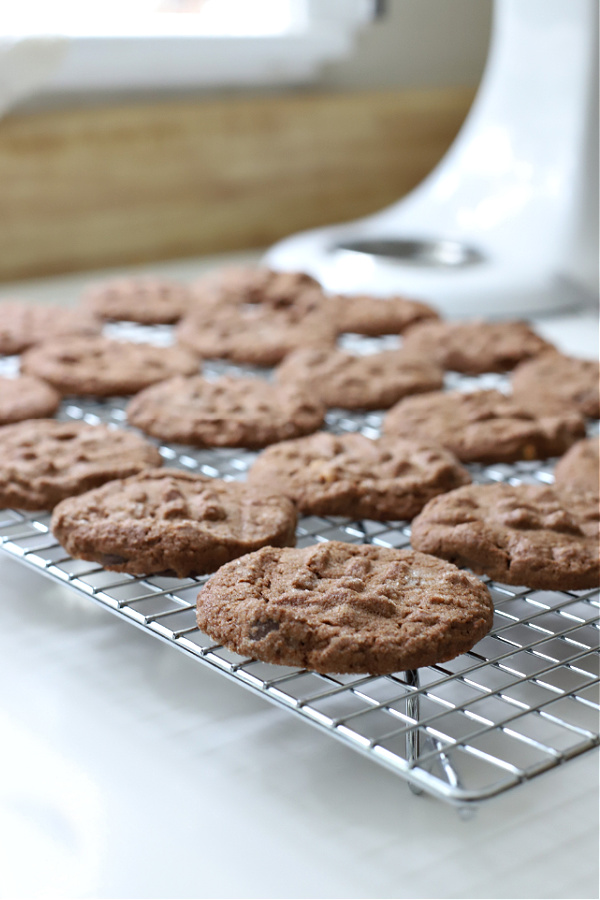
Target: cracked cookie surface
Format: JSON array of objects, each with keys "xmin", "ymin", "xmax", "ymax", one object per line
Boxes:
[
  {"xmin": 83, "ymin": 276, "xmax": 193, "ymax": 324},
  {"xmin": 512, "ymin": 352, "xmax": 600, "ymax": 418},
  {"xmin": 383, "ymin": 389, "xmax": 585, "ymax": 463},
  {"xmin": 127, "ymin": 374, "xmax": 325, "ymax": 447},
  {"xmin": 401, "ymin": 319, "xmax": 554, "ymax": 374},
  {"xmin": 276, "ymin": 347, "xmax": 443, "ymax": 410},
  {"xmin": 0, "ymin": 419, "xmax": 162, "ymax": 510},
  {"xmin": 195, "ymin": 541, "xmax": 494, "ymax": 674},
  {"xmin": 0, "ymin": 301, "xmax": 101, "ymax": 355},
  {"xmin": 51, "ymin": 468, "xmax": 297, "ymax": 576},
  {"xmin": 410, "ymin": 483, "xmax": 599, "ymax": 590},
  {"xmin": 248, "ymin": 432, "xmax": 470, "ymax": 520},
  {"xmin": 0, "ymin": 376, "xmax": 61, "ymax": 425},
  {"xmin": 21, "ymin": 335, "xmax": 200, "ymax": 396}
]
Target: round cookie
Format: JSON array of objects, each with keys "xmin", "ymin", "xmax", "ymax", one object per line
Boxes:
[
  {"xmin": 0, "ymin": 375, "xmax": 61, "ymax": 425},
  {"xmin": 21, "ymin": 335, "xmax": 200, "ymax": 396},
  {"xmin": 0, "ymin": 301, "xmax": 102, "ymax": 356},
  {"xmin": 401, "ymin": 319, "xmax": 554, "ymax": 374},
  {"xmin": 83, "ymin": 276, "xmax": 193, "ymax": 324},
  {"xmin": 410, "ymin": 483, "xmax": 599, "ymax": 591},
  {"xmin": 192, "ymin": 266, "xmax": 322, "ymax": 309},
  {"xmin": 127, "ymin": 374, "xmax": 325, "ymax": 448},
  {"xmin": 334, "ymin": 293, "xmax": 439, "ymax": 336},
  {"xmin": 383, "ymin": 389, "xmax": 585, "ymax": 463},
  {"xmin": 275, "ymin": 348, "xmax": 443, "ymax": 410},
  {"xmin": 511, "ymin": 352, "xmax": 600, "ymax": 418},
  {"xmin": 176, "ymin": 297, "xmax": 336, "ymax": 367},
  {"xmin": 554, "ymin": 437, "xmax": 599, "ymax": 495},
  {"xmin": 51, "ymin": 469, "xmax": 297, "ymax": 577},
  {"xmin": 0, "ymin": 419, "xmax": 162, "ymax": 510},
  {"xmin": 247, "ymin": 432, "xmax": 471, "ymax": 520},
  {"xmin": 195, "ymin": 541, "xmax": 494, "ymax": 674}
]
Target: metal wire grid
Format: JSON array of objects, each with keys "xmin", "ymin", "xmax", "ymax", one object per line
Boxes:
[{"xmin": 0, "ymin": 334, "xmax": 598, "ymax": 806}]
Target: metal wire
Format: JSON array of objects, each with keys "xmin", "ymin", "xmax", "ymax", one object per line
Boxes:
[{"xmin": 1, "ymin": 329, "xmax": 598, "ymax": 806}]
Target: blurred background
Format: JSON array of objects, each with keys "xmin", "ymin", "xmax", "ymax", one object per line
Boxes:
[{"xmin": 0, "ymin": 0, "xmax": 492, "ymax": 282}]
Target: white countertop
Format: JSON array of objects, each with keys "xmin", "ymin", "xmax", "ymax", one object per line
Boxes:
[{"xmin": 0, "ymin": 255, "xmax": 598, "ymax": 899}]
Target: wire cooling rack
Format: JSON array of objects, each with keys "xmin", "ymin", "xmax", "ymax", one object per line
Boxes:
[{"xmin": 1, "ymin": 329, "xmax": 598, "ymax": 806}]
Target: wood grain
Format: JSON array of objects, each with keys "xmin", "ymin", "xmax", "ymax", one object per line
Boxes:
[{"xmin": 0, "ymin": 88, "xmax": 475, "ymax": 281}]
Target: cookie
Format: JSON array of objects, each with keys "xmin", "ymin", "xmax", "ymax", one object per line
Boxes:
[
  {"xmin": 383, "ymin": 389, "xmax": 585, "ymax": 463},
  {"xmin": 83, "ymin": 276, "xmax": 192, "ymax": 324},
  {"xmin": 275, "ymin": 348, "xmax": 443, "ymax": 410},
  {"xmin": 247, "ymin": 432, "xmax": 471, "ymax": 520},
  {"xmin": 553, "ymin": 437, "xmax": 599, "ymax": 495},
  {"xmin": 21, "ymin": 335, "xmax": 200, "ymax": 396},
  {"xmin": 410, "ymin": 483, "xmax": 599, "ymax": 591},
  {"xmin": 334, "ymin": 293, "xmax": 439, "ymax": 336},
  {"xmin": 51, "ymin": 469, "xmax": 297, "ymax": 577},
  {"xmin": 401, "ymin": 319, "xmax": 554, "ymax": 374},
  {"xmin": 0, "ymin": 301, "xmax": 102, "ymax": 356},
  {"xmin": 512, "ymin": 352, "xmax": 600, "ymax": 418},
  {"xmin": 195, "ymin": 542, "xmax": 494, "ymax": 674},
  {"xmin": 0, "ymin": 420, "xmax": 162, "ymax": 510},
  {"xmin": 0, "ymin": 375, "xmax": 61, "ymax": 425},
  {"xmin": 127, "ymin": 374, "xmax": 325, "ymax": 448},
  {"xmin": 192, "ymin": 266, "xmax": 322, "ymax": 309},
  {"xmin": 176, "ymin": 297, "xmax": 336, "ymax": 367}
]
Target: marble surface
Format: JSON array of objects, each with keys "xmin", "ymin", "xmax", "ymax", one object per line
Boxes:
[{"xmin": 0, "ymin": 254, "xmax": 598, "ymax": 899}]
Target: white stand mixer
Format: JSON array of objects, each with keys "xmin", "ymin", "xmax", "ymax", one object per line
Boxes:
[{"xmin": 265, "ymin": 0, "xmax": 598, "ymax": 318}]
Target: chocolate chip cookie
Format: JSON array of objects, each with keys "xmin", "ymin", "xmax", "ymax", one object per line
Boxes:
[
  {"xmin": 248, "ymin": 432, "xmax": 470, "ymax": 520},
  {"xmin": 176, "ymin": 297, "xmax": 336, "ymax": 367},
  {"xmin": 192, "ymin": 265, "xmax": 323, "ymax": 309},
  {"xmin": 195, "ymin": 541, "xmax": 494, "ymax": 674},
  {"xmin": 401, "ymin": 319, "xmax": 554, "ymax": 374},
  {"xmin": 127, "ymin": 374, "xmax": 325, "ymax": 448},
  {"xmin": 21, "ymin": 335, "xmax": 200, "ymax": 396},
  {"xmin": 0, "ymin": 375, "xmax": 61, "ymax": 425},
  {"xmin": 383, "ymin": 389, "xmax": 585, "ymax": 463},
  {"xmin": 0, "ymin": 301, "xmax": 102, "ymax": 356},
  {"xmin": 275, "ymin": 348, "xmax": 443, "ymax": 410},
  {"xmin": 334, "ymin": 293, "xmax": 439, "ymax": 336},
  {"xmin": 554, "ymin": 437, "xmax": 599, "ymax": 495},
  {"xmin": 83, "ymin": 276, "xmax": 193, "ymax": 324},
  {"xmin": 0, "ymin": 419, "xmax": 162, "ymax": 510},
  {"xmin": 411, "ymin": 483, "xmax": 599, "ymax": 590},
  {"xmin": 512, "ymin": 352, "xmax": 600, "ymax": 418},
  {"xmin": 51, "ymin": 469, "xmax": 297, "ymax": 577}
]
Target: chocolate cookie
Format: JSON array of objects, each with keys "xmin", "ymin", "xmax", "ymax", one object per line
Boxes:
[
  {"xmin": 401, "ymin": 319, "xmax": 554, "ymax": 374},
  {"xmin": 0, "ymin": 420, "xmax": 162, "ymax": 510},
  {"xmin": 248, "ymin": 432, "xmax": 471, "ymax": 520},
  {"xmin": 21, "ymin": 335, "xmax": 200, "ymax": 396},
  {"xmin": 83, "ymin": 276, "xmax": 192, "ymax": 324},
  {"xmin": 192, "ymin": 265, "xmax": 323, "ymax": 309},
  {"xmin": 383, "ymin": 389, "xmax": 585, "ymax": 463},
  {"xmin": 511, "ymin": 352, "xmax": 600, "ymax": 418},
  {"xmin": 275, "ymin": 348, "xmax": 443, "ymax": 410},
  {"xmin": 176, "ymin": 297, "xmax": 336, "ymax": 367},
  {"xmin": 334, "ymin": 293, "xmax": 439, "ymax": 336},
  {"xmin": 410, "ymin": 483, "xmax": 599, "ymax": 590},
  {"xmin": 195, "ymin": 542, "xmax": 494, "ymax": 674},
  {"xmin": 554, "ymin": 437, "xmax": 599, "ymax": 495},
  {"xmin": 0, "ymin": 375, "xmax": 61, "ymax": 425},
  {"xmin": 0, "ymin": 301, "xmax": 102, "ymax": 356},
  {"xmin": 51, "ymin": 469, "xmax": 297, "ymax": 577},
  {"xmin": 127, "ymin": 374, "xmax": 325, "ymax": 448}
]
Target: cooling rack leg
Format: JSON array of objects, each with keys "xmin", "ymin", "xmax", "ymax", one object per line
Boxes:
[{"xmin": 405, "ymin": 669, "xmax": 424, "ymax": 796}]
